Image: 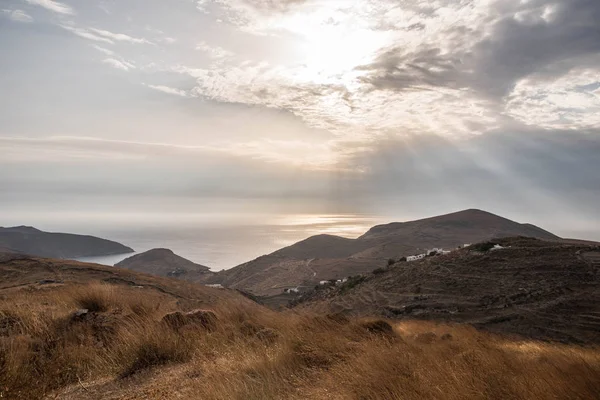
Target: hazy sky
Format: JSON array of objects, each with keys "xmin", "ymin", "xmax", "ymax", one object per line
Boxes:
[{"xmin": 1, "ymin": 0, "xmax": 599, "ymax": 239}]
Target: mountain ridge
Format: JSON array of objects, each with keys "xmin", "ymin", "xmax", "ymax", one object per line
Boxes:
[{"xmin": 206, "ymin": 209, "xmax": 562, "ymax": 296}]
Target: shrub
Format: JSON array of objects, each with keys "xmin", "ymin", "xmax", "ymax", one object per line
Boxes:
[
  {"xmin": 0, "ymin": 311, "xmax": 23, "ymax": 336},
  {"xmin": 120, "ymin": 331, "xmax": 191, "ymax": 378},
  {"xmin": 339, "ymin": 275, "xmax": 366, "ymax": 294},
  {"xmin": 469, "ymin": 241, "xmax": 497, "ymax": 252},
  {"xmin": 72, "ymin": 283, "xmax": 115, "ymax": 312},
  {"xmin": 414, "ymin": 332, "xmax": 437, "ymax": 344},
  {"xmin": 360, "ymin": 320, "xmax": 395, "ymax": 336},
  {"xmin": 398, "ymin": 256, "xmax": 407, "ymax": 262},
  {"xmin": 387, "ymin": 258, "xmax": 396, "ymax": 266},
  {"xmin": 372, "ymin": 267, "xmax": 386, "ymax": 275}
]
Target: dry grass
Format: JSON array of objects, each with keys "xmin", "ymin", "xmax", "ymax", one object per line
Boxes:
[{"xmin": 0, "ymin": 283, "xmax": 598, "ymax": 400}]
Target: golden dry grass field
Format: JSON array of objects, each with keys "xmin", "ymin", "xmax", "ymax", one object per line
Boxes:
[{"xmin": 1, "ymin": 279, "xmax": 598, "ymax": 400}]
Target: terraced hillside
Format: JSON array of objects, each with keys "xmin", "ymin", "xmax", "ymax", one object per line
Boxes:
[{"xmin": 296, "ymin": 237, "xmax": 600, "ymax": 344}]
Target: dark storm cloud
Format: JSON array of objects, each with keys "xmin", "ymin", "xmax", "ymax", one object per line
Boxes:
[{"xmin": 359, "ymin": 0, "xmax": 600, "ymax": 99}]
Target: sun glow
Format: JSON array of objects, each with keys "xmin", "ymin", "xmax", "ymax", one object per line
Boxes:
[
  {"xmin": 263, "ymin": 3, "xmax": 392, "ymax": 84},
  {"xmin": 298, "ymin": 27, "xmax": 384, "ymax": 82}
]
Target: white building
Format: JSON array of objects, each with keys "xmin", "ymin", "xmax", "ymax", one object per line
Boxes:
[
  {"xmin": 427, "ymin": 248, "xmax": 443, "ymax": 255},
  {"xmin": 407, "ymin": 253, "xmax": 426, "ymax": 262}
]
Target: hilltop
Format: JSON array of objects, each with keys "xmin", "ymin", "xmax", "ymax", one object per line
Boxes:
[
  {"xmin": 208, "ymin": 209, "xmax": 561, "ymax": 296},
  {"xmin": 115, "ymin": 248, "xmax": 213, "ymax": 281},
  {"xmin": 293, "ymin": 237, "xmax": 600, "ymax": 344},
  {"xmin": 0, "ymin": 226, "xmax": 133, "ymax": 259}
]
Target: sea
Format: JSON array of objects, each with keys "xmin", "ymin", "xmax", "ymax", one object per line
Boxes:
[
  {"xmin": 9, "ymin": 210, "xmax": 598, "ymax": 271},
  {"xmin": 70, "ymin": 214, "xmax": 383, "ymax": 270}
]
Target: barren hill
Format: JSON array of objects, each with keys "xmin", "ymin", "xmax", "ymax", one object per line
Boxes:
[
  {"xmin": 210, "ymin": 209, "xmax": 561, "ymax": 296},
  {"xmin": 0, "ymin": 252, "xmax": 242, "ymax": 307},
  {"xmin": 0, "ymin": 226, "xmax": 133, "ymax": 259},
  {"xmin": 294, "ymin": 237, "xmax": 600, "ymax": 344},
  {"xmin": 115, "ymin": 248, "xmax": 213, "ymax": 281},
  {"xmin": 1, "ymin": 251, "xmax": 598, "ymax": 400}
]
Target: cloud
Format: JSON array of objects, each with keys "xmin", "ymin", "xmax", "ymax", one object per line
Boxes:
[
  {"xmin": 0, "ymin": 135, "xmax": 335, "ymax": 170},
  {"xmin": 24, "ymin": 0, "xmax": 73, "ymax": 15},
  {"xmin": 61, "ymin": 25, "xmax": 153, "ymax": 45},
  {"xmin": 2, "ymin": 129, "xmax": 599, "ymax": 231},
  {"xmin": 505, "ymin": 68, "xmax": 600, "ymax": 129},
  {"xmin": 196, "ymin": 41, "xmax": 234, "ymax": 59},
  {"xmin": 196, "ymin": 0, "xmax": 306, "ymax": 18},
  {"xmin": 358, "ymin": 0, "xmax": 600, "ymax": 100},
  {"xmin": 3, "ymin": 9, "xmax": 34, "ymax": 22},
  {"xmin": 88, "ymin": 28, "xmax": 153, "ymax": 45},
  {"xmin": 103, "ymin": 58, "xmax": 135, "ymax": 71},
  {"xmin": 176, "ymin": 0, "xmax": 600, "ymax": 140},
  {"xmin": 61, "ymin": 25, "xmax": 114, "ymax": 43},
  {"xmin": 175, "ymin": 60, "xmax": 498, "ymax": 139},
  {"xmin": 91, "ymin": 44, "xmax": 114, "ymax": 56},
  {"xmin": 144, "ymin": 84, "xmax": 189, "ymax": 97},
  {"xmin": 196, "ymin": 0, "xmax": 210, "ymax": 13}
]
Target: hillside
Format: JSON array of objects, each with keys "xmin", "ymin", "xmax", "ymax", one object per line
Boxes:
[
  {"xmin": 0, "ymin": 252, "xmax": 598, "ymax": 399},
  {"xmin": 210, "ymin": 209, "xmax": 561, "ymax": 296},
  {"xmin": 294, "ymin": 237, "xmax": 600, "ymax": 344},
  {"xmin": 0, "ymin": 226, "xmax": 133, "ymax": 259},
  {"xmin": 115, "ymin": 248, "xmax": 213, "ymax": 281},
  {"xmin": 0, "ymin": 253, "xmax": 237, "ymax": 306}
]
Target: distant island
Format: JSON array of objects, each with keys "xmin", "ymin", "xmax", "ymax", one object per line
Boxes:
[
  {"xmin": 116, "ymin": 248, "xmax": 213, "ymax": 281},
  {"xmin": 0, "ymin": 226, "xmax": 133, "ymax": 259}
]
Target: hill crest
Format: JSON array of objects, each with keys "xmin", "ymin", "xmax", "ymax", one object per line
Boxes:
[{"xmin": 210, "ymin": 209, "xmax": 561, "ymax": 296}]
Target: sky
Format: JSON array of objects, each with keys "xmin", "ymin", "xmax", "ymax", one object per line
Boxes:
[{"xmin": 1, "ymin": 0, "xmax": 600, "ymax": 240}]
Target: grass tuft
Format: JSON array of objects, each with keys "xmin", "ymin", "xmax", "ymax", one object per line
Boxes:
[
  {"xmin": 120, "ymin": 331, "xmax": 191, "ymax": 378},
  {"xmin": 72, "ymin": 283, "xmax": 115, "ymax": 312}
]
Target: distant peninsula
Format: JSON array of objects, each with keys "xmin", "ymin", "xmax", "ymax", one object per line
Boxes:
[{"xmin": 0, "ymin": 226, "xmax": 133, "ymax": 259}]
